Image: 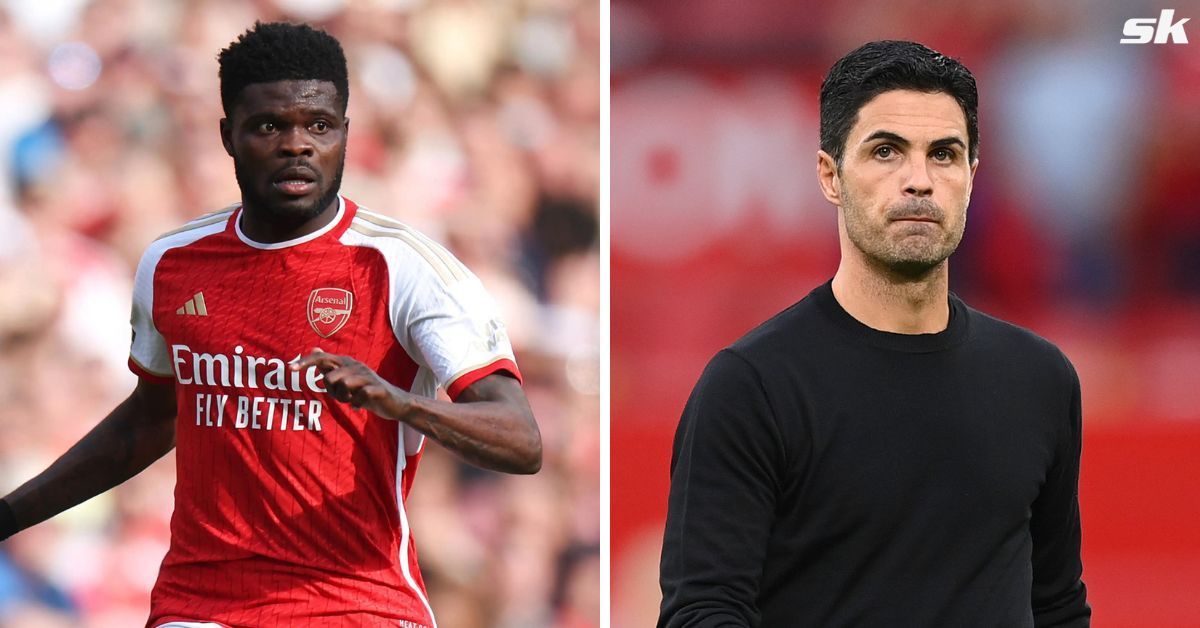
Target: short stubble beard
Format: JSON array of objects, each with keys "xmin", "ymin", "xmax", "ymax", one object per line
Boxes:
[
  {"xmin": 234, "ymin": 149, "xmax": 346, "ymax": 228},
  {"xmin": 839, "ymin": 182, "xmax": 967, "ymax": 279}
]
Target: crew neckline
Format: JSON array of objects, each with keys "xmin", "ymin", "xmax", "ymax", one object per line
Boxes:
[
  {"xmin": 812, "ymin": 279, "xmax": 970, "ymax": 353},
  {"xmin": 234, "ymin": 195, "xmax": 346, "ymax": 250}
]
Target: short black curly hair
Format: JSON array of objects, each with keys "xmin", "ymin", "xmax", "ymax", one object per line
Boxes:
[
  {"xmin": 820, "ymin": 40, "xmax": 978, "ymax": 166},
  {"xmin": 218, "ymin": 21, "xmax": 349, "ymax": 117}
]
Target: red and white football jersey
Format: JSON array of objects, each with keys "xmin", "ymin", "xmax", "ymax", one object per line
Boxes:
[{"xmin": 127, "ymin": 196, "xmax": 520, "ymax": 628}]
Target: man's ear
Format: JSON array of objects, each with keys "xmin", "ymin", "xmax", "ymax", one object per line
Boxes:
[
  {"xmin": 964, "ymin": 157, "xmax": 980, "ymax": 201},
  {"xmin": 219, "ymin": 118, "xmax": 235, "ymax": 158},
  {"xmin": 817, "ymin": 150, "xmax": 841, "ymax": 206}
]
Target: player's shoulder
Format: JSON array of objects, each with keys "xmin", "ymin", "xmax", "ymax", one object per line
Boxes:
[
  {"xmin": 963, "ymin": 301, "xmax": 1076, "ymax": 377},
  {"xmin": 341, "ymin": 204, "xmax": 473, "ymax": 285},
  {"xmin": 137, "ymin": 204, "xmax": 238, "ymax": 268},
  {"xmin": 964, "ymin": 302, "xmax": 1062, "ymax": 355},
  {"xmin": 728, "ymin": 284, "xmax": 831, "ymax": 359},
  {"xmin": 690, "ymin": 293, "xmax": 827, "ymax": 405},
  {"xmin": 152, "ymin": 204, "xmax": 238, "ymax": 243}
]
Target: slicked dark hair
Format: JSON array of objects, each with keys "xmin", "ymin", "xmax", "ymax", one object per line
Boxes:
[
  {"xmin": 218, "ymin": 21, "xmax": 349, "ymax": 117},
  {"xmin": 820, "ymin": 40, "xmax": 978, "ymax": 166}
]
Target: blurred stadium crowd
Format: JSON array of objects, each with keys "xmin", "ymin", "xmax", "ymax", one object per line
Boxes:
[
  {"xmin": 612, "ymin": 0, "xmax": 1200, "ymax": 626},
  {"xmin": 0, "ymin": 0, "xmax": 599, "ymax": 626}
]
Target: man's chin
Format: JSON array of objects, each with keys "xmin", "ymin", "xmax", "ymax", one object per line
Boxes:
[
  {"xmin": 254, "ymin": 190, "xmax": 338, "ymax": 224},
  {"xmin": 885, "ymin": 259, "xmax": 942, "ymax": 277},
  {"xmin": 877, "ymin": 248, "xmax": 953, "ymax": 278}
]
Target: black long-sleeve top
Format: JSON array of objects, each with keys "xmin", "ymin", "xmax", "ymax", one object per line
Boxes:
[{"xmin": 659, "ymin": 281, "xmax": 1090, "ymax": 627}]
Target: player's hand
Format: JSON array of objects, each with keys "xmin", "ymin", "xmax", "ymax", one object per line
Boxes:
[{"xmin": 290, "ymin": 348, "xmax": 411, "ymax": 420}]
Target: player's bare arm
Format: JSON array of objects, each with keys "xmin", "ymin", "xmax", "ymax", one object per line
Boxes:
[
  {"xmin": 292, "ymin": 349, "xmax": 542, "ymax": 475},
  {"xmin": 1, "ymin": 379, "xmax": 176, "ymax": 537}
]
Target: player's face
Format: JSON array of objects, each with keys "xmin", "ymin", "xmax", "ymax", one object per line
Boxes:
[
  {"xmin": 818, "ymin": 89, "xmax": 977, "ymax": 276},
  {"xmin": 221, "ymin": 80, "xmax": 347, "ymax": 227}
]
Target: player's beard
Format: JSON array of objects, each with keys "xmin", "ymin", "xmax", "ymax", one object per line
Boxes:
[
  {"xmin": 840, "ymin": 184, "xmax": 967, "ymax": 278},
  {"xmin": 234, "ymin": 149, "xmax": 346, "ymax": 228}
]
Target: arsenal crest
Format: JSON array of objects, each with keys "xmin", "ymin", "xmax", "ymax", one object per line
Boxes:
[{"xmin": 307, "ymin": 288, "xmax": 353, "ymax": 338}]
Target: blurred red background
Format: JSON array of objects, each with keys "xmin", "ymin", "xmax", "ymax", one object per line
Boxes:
[{"xmin": 611, "ymin": 1, "xmax": 1200, "ymax": 626}]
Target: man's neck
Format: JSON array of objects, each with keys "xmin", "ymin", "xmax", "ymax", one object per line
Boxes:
[
  {"xmin": 239, "ymin": 197, "xmax": 341, "ymax": 244},
  {"xmin": 830, "ymin": 254, "xmax": 950, "ymax": 335}
]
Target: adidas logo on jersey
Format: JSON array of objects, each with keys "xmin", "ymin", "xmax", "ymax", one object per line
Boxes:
[{"xmin": 176, "ymin": 292, "xmax": 208, "ymax": 316}]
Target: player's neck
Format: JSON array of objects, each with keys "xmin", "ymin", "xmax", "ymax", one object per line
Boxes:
[
  {"xmin": 831, "ymin": 255, "xmax": 950, "ymax": 335},
  {"xmin": 239, "ymin": 197, "xmax": 341, "ymax": 244}
]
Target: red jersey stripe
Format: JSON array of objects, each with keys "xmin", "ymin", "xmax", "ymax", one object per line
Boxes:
[{"xmin": 445, "ymin": 358, "xmax": 522, "ymax": 400}]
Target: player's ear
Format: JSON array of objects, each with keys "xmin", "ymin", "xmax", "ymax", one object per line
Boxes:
[
  {"xmin": 219, "ymin": 118, "xmax": 235, "ymax": 158},
  {"xmin": 964, "ymin": 157, "xmax": 980, "ymax": 203},
  {"xmin": 817, "ymin": 150, "xmax": 841, "ymax": 206}
]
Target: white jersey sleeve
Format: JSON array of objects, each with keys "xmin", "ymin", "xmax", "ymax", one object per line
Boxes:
[
  {"xmin": 398, "ymin": 267, "xmax": 518, "ymax": 396},
  {"xmin": 128, "ymin": 244, "xmax": 173, "ymax": 380},
  {"xmin": 343, "ymin": 210, "xmax": 520, "ymax": 399},
  {"xmin": 128, "ymin": 208, "xmax": 235, "ymax": 382}
]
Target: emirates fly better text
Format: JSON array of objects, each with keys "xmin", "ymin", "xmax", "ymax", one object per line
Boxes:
[{"xmin": 172, "ymin": 344, "xmax": 327, "ymax": 432}]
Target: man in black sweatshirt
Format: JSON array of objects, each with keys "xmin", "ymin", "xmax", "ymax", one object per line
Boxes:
[{"xmin": 658, "ymin": 41, "xmax": 1090, "ymax": 627}]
